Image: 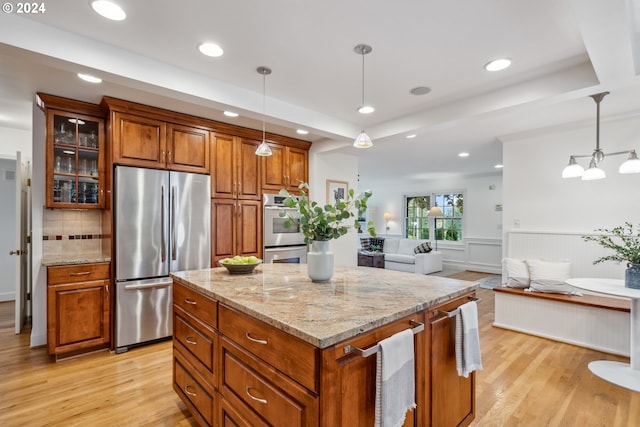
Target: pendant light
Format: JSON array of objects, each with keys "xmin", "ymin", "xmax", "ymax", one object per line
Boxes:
[
  {"xmin": 255, "ymin": 66, "xmax": 273, "ymax": 157},
  {"xmin": 562, "ymin": 92, "xmax": 640, "ymax": 180},
  {"xmin": 353, "ymin": 44, "xmax": 373, "ymax": 148}
]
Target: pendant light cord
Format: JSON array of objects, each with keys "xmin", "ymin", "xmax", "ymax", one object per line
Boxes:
[
  {"xmin": 361, "ymin": 51, "xmax": 365, "ymax": 107},
  {"xmin": 262, "ymin": 72, "xmax": 266, "ymax": 142}
]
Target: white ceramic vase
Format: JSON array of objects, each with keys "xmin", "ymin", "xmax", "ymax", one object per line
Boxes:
[{"xmin": 307, "ymin": 240, "xmax": 334, "ymax": 283}]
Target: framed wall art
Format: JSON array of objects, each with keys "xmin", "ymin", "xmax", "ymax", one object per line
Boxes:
[{"xmin": 326, "ymin": 180, "xmax": 349, "ymax": 205}]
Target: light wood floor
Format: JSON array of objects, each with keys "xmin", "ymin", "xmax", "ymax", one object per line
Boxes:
[{"xmin": 1, "ymin": 273, "xmax": 639, "ymax": 427}]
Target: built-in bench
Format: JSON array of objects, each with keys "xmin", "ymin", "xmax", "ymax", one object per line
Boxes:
[{"xmin": 493, "ymin": 287, "xmax": 631, "ymax": 356}]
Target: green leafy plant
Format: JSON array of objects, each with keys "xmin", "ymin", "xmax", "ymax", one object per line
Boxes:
[
  {"xmin": 583, "ymin": 222, "xmax": 640, "ymax": 265},
  {"xmin": 279, "ymin": 182, "xmax": 376, "ymax": 244}
]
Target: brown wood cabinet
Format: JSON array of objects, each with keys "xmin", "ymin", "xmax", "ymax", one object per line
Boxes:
[
  {"xmin": 262, "ymin": 143, "xmax": 308, "ymax": 192},
  {"xmin": 103, "ymin": 97, "xmax": 210, "ymax": 174},
  {"xmin": 211, "ymin": 133, "xmax": 261, "ymax": 200},
  {"xmin": 173, "ymin": 281, "xmax": 476, "ymax": 427},
  {"xmin": 39, "ymin": 94, "xmax": 106, "ymax": 209},
  {"xmin": 211, "ymin": 198, "xmax": 262, "ymax": 265},
  {"xmin": 46, "ymin": 262, "xmax": 111, "ymax": 358}
]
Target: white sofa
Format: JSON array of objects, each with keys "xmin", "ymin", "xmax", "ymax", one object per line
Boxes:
[{"xmin": 382, "ymin": 238, "xmax": 443, "ymax": 274}]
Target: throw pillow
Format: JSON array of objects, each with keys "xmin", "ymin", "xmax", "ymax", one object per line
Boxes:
[
  {"xmin": 526, "ymin": 259, "xmax": 571, "ymax": 281},
  {"xmin": 414, "ymin": 242, "xmax": 432, "ymax": 254},
  {"xmin": 360, "ymin": 237, "xmax": 370, "ymax": 251},
  {"xmin": 525, "ymin": 259, "xmax": 577, "ymax": 294},
  {"xmin": 368, "ymin": 237, "xmax": 385, "ymax": 252},
  {"xmin": 503, "ymin": 258, "xmax": 530, "ymax": 288}
]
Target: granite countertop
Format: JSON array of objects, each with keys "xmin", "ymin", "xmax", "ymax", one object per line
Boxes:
[
  {"xmin": 42, "ymin": 256, "xmax": 111, "ymax": 266},
  {"xmin": 171, "ymin": 263, "xmax": 477, "ymax": 348}
]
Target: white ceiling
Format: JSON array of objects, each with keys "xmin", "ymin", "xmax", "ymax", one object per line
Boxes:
[{"xmin": 1, "ymin": 0, "xmax": 640, "ymax": 186}]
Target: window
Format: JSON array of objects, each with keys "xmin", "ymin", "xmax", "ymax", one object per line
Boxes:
[
  {"xmin": 404, "ymin": 192, "xmax": 464, "ymax": 242},
  {"xmin": 405, "ymin": 196, "xmax": 431, "ymax": 239},
  {"xmin": 433, "ymin": 193, "xmax": 463, "ymax": 242}
]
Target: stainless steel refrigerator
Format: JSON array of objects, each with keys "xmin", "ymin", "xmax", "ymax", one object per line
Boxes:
[{"xmin": 114, "ymin": 166, "xmax": 210, "ymax": 353}]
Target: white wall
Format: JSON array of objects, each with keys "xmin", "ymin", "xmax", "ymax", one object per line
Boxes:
[
  {"xmin": 0, "ymin": 158, "xmax": 17, "ymax": 301},
  {"xmin": 30, "ymin": 104, "xmax": 47, "ymax": 347},
  {"xmin": 503, "ymin": 114, "xmax": 640, "ymax": 233},
  {"xmin": 0, "ymin": 126, "xmax": 31, "ymax": 160},
  {"xmin": 360, "ymin": 174, "xmax": 503, "ymax": 273},
  {"xmin": 308, "ymin": 145, "xmax": 360, "ymax": 267}
]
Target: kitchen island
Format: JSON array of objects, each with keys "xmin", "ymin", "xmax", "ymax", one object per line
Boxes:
[{"xmin": 171, "ymin": 263, "xmax": 478, "ymax": 427}]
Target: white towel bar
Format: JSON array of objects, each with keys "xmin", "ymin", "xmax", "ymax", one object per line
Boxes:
[
  {"xmin": 343, "ymin": 320, "xmax": 424, "ymax": 358},
  {"xmin": 433, "ymin": 296, "xmax": 481, "ymax": 318}
]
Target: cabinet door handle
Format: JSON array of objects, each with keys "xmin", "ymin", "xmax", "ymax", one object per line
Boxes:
[
  {"xmin": 185, "ymin": 336, "xmax": 197, "ymax": 345},
  {"xmin": 168, "ymin": 150, "xmax": 172, "ymax": 164},
  {"xmin": 184, "ymin": 385, "xmax": 197, "ymax": 398},
  {"xmin": 161, "ymin": 150, "xmax": 166, "ymax": 164},
  {"xmin": 69, "ymin": 271, "xmax": 91, "ymax": 276},
  {"xmin": 245, "ymin": 386, "xmax": 267, "ymax": 404},
  {"xmin": 184, "ymin": 298, "xmax": 197, "ymax": 305},
  {"xmin": 245, "ymin": 332, "xmax": 267, "ymax": 345}
]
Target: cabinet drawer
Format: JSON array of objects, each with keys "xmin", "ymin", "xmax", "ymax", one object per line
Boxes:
[
  {"xmin": 174, "ymin": 349, "xmax": 214, "ymax": 427},
  {"xmin": 174, "ymin": 282, "xmax": 218, "ymax": 328},
  {"xmin": 174, "ymin": 306, "xmax": 216, "ymax": 384},
  {"xmin": 47, "ymin": 262, "xmax": 110, "ymax": 285},
  {"xmin": 219, "ymin": 304, "xmax": 317, "ymax": 392},
  {"xmin": 220, "ymin": 396, "xmax": 269, "ymax": 427},
  {"xmin": 221, "ymin": 338, "xmax": 318, "ymax": 427}
]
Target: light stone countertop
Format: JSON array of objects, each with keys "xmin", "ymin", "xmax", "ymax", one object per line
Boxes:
[
  {"xmin": 42, "ymin": 256, "xmax": 111, "ymax": 266},
  {"xmin": 171, "ymin": 263, "xmax": 478, "ymax": 348}
]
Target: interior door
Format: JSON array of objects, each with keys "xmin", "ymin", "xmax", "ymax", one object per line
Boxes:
[{"xmin": 14, "ymin": 151, "xmax": 31, "ymax": 334}]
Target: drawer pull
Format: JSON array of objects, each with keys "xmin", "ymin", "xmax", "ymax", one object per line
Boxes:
[
  {"xmin": 184, "ymin": 385, "xmax": 197, "ymax": 397},
  {"xmin": 245, "ymin": 332, "xmax": 267, "ymax": 345},
  {"xmin": 246, "ymin": 386, "xmax": 267, "ymax": 404},
  {"xmin": 184, "ymin": 298, "xmax": 197, "ymax": 305},
  {"xmin": 69, "ymin": 271, "xmax": 91, "ymax": 276},
  {"xmin": 185, "ymin": 336, "xmax": 197, "ymax": 345}
]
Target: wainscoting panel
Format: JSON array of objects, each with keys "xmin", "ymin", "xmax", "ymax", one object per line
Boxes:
[{"xmin": 505, "ymin": 230, "xmax": 626, "ymax": 279}]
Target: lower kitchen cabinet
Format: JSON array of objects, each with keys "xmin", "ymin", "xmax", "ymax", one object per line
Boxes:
[{"xmin": 46, "ymin": 262, "xmax": 111, "ymax": 358}]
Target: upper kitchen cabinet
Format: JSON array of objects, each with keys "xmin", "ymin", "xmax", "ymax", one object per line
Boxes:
[
  {"xmin": 210, "ymin": 133, "xmax": 261, "ymax": 200},
  {"xmin": 262, "ymin": 143, "xmax": 309, "ymax": 193},
  {"xmin": 102, "ymin": 97, "xmax": 210, "ymax": 174},
  {"xmin": 39, "ymin": 94, "xmax": 106, "ymax": 209}
]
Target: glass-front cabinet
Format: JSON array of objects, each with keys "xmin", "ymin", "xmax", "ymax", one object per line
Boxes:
[{"xmin": 46, "ymin": 109, "xmax": 105, "ymax": 208}]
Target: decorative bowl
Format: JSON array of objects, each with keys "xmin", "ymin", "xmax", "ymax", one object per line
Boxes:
[{"xmin": 218, "ymin": 259, "xmax": 262, "ymax": 275}]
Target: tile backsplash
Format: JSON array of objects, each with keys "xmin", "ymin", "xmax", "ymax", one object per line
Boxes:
[{"xmin": 43, "ymin": 209, "xmax": 105, "ymax": 260}]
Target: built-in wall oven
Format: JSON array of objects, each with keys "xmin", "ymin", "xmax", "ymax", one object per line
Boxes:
[{"xmin": 263, "ymin": 194, "xmax": 307, "ymax": 263}]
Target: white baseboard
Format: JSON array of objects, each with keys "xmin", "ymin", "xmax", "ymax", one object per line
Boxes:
[{"xmin": 0, "ymin": 292, "xmax": 15, "ymax": 302}]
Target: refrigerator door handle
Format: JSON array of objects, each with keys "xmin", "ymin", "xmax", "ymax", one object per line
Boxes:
[
  {"xmin": 171, "ymin": 185, "xmax": 177, "ymax": 261},
  {"xmin": 161, "ymin": 185, "xmax": 167, "ymax": 262}
]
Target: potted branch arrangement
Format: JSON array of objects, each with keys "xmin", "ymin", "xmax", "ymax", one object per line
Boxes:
[
  {"xmin": 583, "ymin": 222, "xmax": 640, "ymax": 289},
  {"xmin": 279, "ymin": 182, "xmax": 376, "ymax": 282}
]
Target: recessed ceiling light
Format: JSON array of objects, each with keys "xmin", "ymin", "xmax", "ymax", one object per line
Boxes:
[
  {"xmin": 358, "ymin": 105, "xmax": 374, "ymax": 114},
  {"xmin": 91, "ymin": 1, "xmax": 126, "ymax": 21},
  {"xmin": 406, "ymin": 134, "xmax": 417, "ymax": 139},
  {"xmin": 410, "ymin": 86, "xmax": 431, "ymax": 96},
  {"xmin": 296, "ymin": 129, "xmax": 309, "ymax": 135},
  {"xmin": 484, "ymin": 58, "xmax": 511, "ymax": 71},
  {"xmin": 198, "ymin": 42, "xmax": 224, "ymax": 57},
  {"xmin": 494, "ymin": 164, "xmax": 504, "ymax": 169},
  {"xmin": 77, "ymin": 73, "xmax": 102, "ymax": 83},
  {"xmin": 458, "ymin": 152, "xmax": 470, "ymax": 157},
  {"xmin": 223, "ymin": 111, "xmax": 238, "ymax": 117}
]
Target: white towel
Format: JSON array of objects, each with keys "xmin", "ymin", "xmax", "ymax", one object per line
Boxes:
[
  {"xmin": 455, "ymin": 301, "xmax": 483, "ymax": 378},
  {"xmin": 375, "ymin": 329, "xmax": 417, "ymax": 427}
]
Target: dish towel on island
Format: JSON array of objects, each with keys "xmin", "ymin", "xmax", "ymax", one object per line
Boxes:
[
  {"xmin": 375, "ymin": 328, "xmax": 417, "ymax": 427},
  {"xmin": 455, "ymin": 301, "xmax": 483, "ymax": 378}
]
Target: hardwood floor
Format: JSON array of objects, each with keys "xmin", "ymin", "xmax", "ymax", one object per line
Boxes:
[{"xmin": 1, "ymin": 273, "xmax": 639, "ymax": 427}]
